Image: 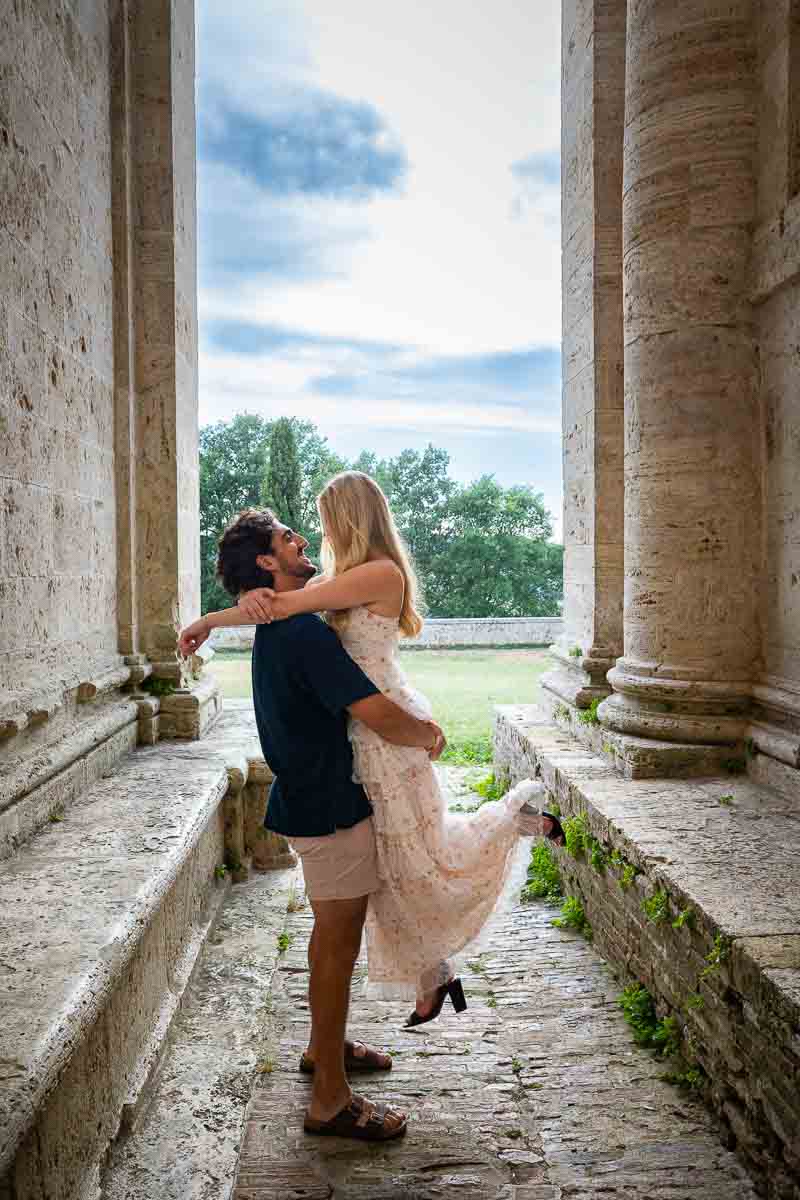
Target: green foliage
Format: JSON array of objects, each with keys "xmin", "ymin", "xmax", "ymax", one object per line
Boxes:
[
  {"xmin": 578, "ymin": 697, "xmax": 602, "ymax": 726},
  {"xmin": 620, "ymin": 863, "xmax": 639, "ymax": 890},
  {"xmin": 439, "ymin": 734, "xmax": 493, "ymax": 766},
  {"xmin": 511, "ymin": 1057, "xmax": 523, "ymax": 1075},
  {"xmin": 619, "ymin": 985, "xmax": 659, "ymax": 1046},
  {"xmin": 718, "ymin": 794, "xmax": 733, "ymax": 806},
  {"xmin": 699, "ymin": 933, "xmax": 732, "ymax": 980},
  {"xmin": 474, "ymin": 771, "xmax": 509, "ymax": 803},
  {"xmin": 214, "ymin": 865, "xmax": 227, "ymax": 880},
  {"xmin": 141, "ymin": 676, "xmax": 176, "ymax": 697},
  {"xmin": 745, "ymin": 737, "xmax": 757, "ymax": 758},
  {"xmin": 641, "ymin": 889, "xmax": 670, "ymax": 924},
  {"xmin": 562, "ymin": 812, "xmax": 590, "ymax": 858},
  {"xmin": 686, "ymin": 992, "xmax": 704, "ymax": 1010},
  {"xmin": 199, "ymin": 413, "xmax": 273, "ymax": 611},
  {"xmin": 672, "ymin": 907, "xmax": 695, "ymax": 931},
  {"xmin": 486, "ymin": 992, "xmax": 498, "ymax": 1009},
  {"xmin": 276, "ymin": 932, "xmax": 293, "ymax": 954},
  {"xmin": 722, "ymin": 757, "xmax": 747, "ymax": 775},
  {"xmin": 521, "ymin": 842, "xmax": 563, "ymax": 905},
  {"xmin": 589, "ymin": 837, "xmax": 610, "ymax": 872},
  {"xmin": 553, "ymin": 896, "xmax": 592, "ymax": 938},
  {"xmin": 200, "ymin": 417, "xmax": 564, "ymax": 618},
  {"xmin": 569, "ymin": 645, "xmax": 582, "ymax": 658},
  {"xmin": 554, "ymin": 702, "xmax": 571, "ymax": 722},
  {"xmin": 48, "ymin": 804, "xmax": 65, "ymax": 824},
  {"xmin": 199, "ymin": 415, "xmax": 345, "ymax": 610},
  {"xmin": 262, "ymin": 417, "xmax": 303, "ymax": 532},
  {"xmin": 661, "ymin": 1065, "xmax": 705, "ymax": 1091},
  {"xmin": 618, "ymin": 985, "xmax": 679, "ymax": 1056}
]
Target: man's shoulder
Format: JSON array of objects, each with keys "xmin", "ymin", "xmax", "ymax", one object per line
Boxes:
[{"xmin": 261, "ymin": 613, "xmax": 334, "ymax": 652}]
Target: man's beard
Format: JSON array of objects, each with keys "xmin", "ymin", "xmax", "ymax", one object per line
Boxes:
[{"xmin": 285, "ymin": 559, "xmax": 317, "ymax": 582}]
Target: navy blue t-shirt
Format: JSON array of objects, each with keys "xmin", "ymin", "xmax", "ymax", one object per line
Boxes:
[{"xmin": 251, "ymin": 613, "xmax": 379, "ymax": 837}]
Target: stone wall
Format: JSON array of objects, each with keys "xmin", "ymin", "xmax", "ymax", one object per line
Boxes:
[
  {"xmin": 1, "ymin": 0, "xmax": 119, "ymax": 697},
  {"xmin": 211, "ymin": 616, "xmax": 564, "ymax": 652},
  {"xmin": 0, "ymin": 0, "xmax": 219, "ymax": 862},
  {"xmin": 495, "ymin": 708, "xmax": 800, "ymax": 1200}
]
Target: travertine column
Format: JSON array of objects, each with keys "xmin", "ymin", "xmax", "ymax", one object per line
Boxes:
[
  {"xmin": 113, "ymin": 0, "xmax": 202, "ymax": 679},
  {"xmin": 600, "ymin": 0, "xmax": 760, "ymax": 761},
  {"xmin": 542, "ymin": 0, "xmax": 626, "ymax": 711}
]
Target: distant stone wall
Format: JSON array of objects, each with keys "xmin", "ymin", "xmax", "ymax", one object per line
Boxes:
[{"xmin": 212, "ymin": 616, "xmax": 563, "ymax": 651}]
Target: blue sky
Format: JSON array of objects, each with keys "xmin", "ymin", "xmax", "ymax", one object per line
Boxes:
[{"xmin": 196, "ymin": 0, "xmax": 563, "ymax": 536}]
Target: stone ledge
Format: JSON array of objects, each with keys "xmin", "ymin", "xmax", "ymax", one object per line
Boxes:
[
  {"xmin": 0, "ymin": 742, "xmax": 231, "ymax": 1200},
  {"xmin": 0, "ymin": 700, "xmax": 139, "ymax": 860},
  {"xmin": 494, "ymin": 705, "xmax": 800, "ymax": 1200}
]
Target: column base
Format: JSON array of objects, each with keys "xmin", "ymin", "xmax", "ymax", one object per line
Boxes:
[
  {"xmin": 158, "ymin": 676, "xmax": 223, "ymax": 740},
  {"xmin": 539, "ymin": 690, "xmax": 747, "ymax": 780},
  {"xmin": 540, "ymin": 641, "xmax": 616, "ymax": 710}
]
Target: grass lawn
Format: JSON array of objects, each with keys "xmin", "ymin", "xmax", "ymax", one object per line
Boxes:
[{"xmin": 210, "ymin": 646, "xmax": 550, "ymax": 764}]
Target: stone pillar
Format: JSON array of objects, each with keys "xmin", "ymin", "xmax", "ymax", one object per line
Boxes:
[
  {"xmin": 112, "ymin": 0, "xmax": 220, "ymax": 737},
  {"xmin": 599, "ymin": 0, "xmax": 760, "ymax": 771},
  {"xmin": 542, "ymin": 0, "xmax": 626, "ymax": 711}
]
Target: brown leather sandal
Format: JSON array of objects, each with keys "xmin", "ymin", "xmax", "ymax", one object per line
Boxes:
[
  {"xmin": 303, "ymin": 1094, "xmax": 408, "ymax": 1141},
  {"xmin": 299, "ymin": 1040, "xmax": 392, "ymax": 1074}
]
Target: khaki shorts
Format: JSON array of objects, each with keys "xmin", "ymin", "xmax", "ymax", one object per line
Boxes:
[{"xmin": 289, "ymin": 816, "xmax": 380, "ymax": 902}]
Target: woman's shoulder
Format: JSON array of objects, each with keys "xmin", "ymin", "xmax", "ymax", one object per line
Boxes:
[{"xmin": 363, "ymin": 557, "xmax": 403, "ymax": 579}]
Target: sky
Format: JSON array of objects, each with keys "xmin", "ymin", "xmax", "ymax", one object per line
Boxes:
[{"xmin": 196, "ymin": 0, "xmax": 563, "ymax": 538}]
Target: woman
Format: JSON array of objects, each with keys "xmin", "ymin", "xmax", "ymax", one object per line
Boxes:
[{"xmin": 203, "ymin": 472, "xmax": 558, "ymax": 1023}]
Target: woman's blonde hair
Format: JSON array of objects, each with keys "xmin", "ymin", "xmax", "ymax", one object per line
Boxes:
[{"xmin": 317, "ymin": 471, "xmax": 424, "ymax": 638}]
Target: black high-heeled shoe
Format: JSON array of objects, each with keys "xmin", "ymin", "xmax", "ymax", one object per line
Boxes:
[{"xmin": 404, "ymin": 978, "xmax": 467, "ymax": 1028}]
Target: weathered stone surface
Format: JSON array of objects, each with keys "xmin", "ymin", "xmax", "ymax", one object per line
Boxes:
[
  {"xmin": 550, "ymin": 0, "xmax": 625, "ymax": 699},
  {"xmin": 495, "ymin": 707, "xmax": 800, "ymax": 1198},
  {"xmin": 228, "ymin": 828, "xmax": 756, "ymax": 1200},
  {"xmin": 0, "ymin": 739, "xmax": 230, "ymax": 1200},
  {"xmin": 100, "ymin": 866, "xmax": 300, "ymax": 1200}
]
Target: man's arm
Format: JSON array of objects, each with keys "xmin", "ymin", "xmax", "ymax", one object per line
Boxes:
[
  {"xmin": 349, "ymin": 694, "xmax": 446, "ymax": 760},
  {"xmin": 178, "ymin": 606, "xmax": 256, "ymax": 656}
]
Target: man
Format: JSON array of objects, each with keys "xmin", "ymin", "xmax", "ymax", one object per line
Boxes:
[{"xmin": 179, "ymin": 508, "xmax": 446, "ymax": 1142}]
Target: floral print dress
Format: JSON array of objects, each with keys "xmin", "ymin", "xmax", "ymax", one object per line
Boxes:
[{"xmin": 339, "ymin": 606, "xmax": 542, "ymax": 999}]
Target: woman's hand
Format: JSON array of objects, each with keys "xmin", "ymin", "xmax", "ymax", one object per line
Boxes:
[
  {"xmin": 178, "ymin": 618, "xmax": 210, "ymax": 657},
  {"xmin": 238, "ymin": 587, "xmax": 277, "ymax": 623},
  {"xmin": 425, "ymin": 721, "xmax": 447, "ymax": 761}
]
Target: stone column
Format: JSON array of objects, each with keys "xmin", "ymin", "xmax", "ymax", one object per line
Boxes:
[
  {"xmin": 599, "ymin": 0, "xmax": 760, "ymax": 772},
  {"xmin": 542, "ymin": 0, "xmax": 626, "ymax": 712},
  {"xmin": 112, "ymin": 0, "xmax": 220, "ymax": 737}
]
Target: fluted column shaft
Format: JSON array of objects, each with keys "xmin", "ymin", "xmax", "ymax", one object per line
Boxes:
[{"xmin": 601, "ymin": 0, "xmax": 761, "ymax": 748}]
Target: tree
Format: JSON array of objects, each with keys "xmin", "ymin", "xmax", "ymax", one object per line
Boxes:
[
  {"xmin": 422, "ymin": 476, "xmax": 562, "ymax": 617},
  {"xmin": 351, "ymin": 445, "xmax": 456, "ymax": 595},
  {"xmin": 199, "ymin": 414, "xmax": 563, "ymax": 617},
  {"xmin": 199, "ymin": 413, "xmax": 271, "ymax": 610},
  {"xmin": 262, "ymin": 418, "xmax": 303, "ymax": 531},
  {"xmin": 262, "ymin": 418, "xmax": 346, "ymax": 558}
]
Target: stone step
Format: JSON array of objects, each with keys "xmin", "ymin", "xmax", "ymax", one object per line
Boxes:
[
  {"xmin": 99, "ymin": 864, "xmax": 301, "ymax": 1200},
  {"xmin": 0, "ymin": 739, "xmax": 232, "ymax": 1200},
  {"xmin": 494, "ymin": 704, "xmax": 800, "ymax": 1199}
]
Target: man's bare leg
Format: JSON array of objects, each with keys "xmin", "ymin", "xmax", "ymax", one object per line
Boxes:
[{"xmin": 304, "ymin": 893, "xmax": 367, "ymax": 1121}]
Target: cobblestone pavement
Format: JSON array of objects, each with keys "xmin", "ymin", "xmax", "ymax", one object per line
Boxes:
[{"xmin": 232, "ymin": 838, "xmax": 758, "ymax": 1200}]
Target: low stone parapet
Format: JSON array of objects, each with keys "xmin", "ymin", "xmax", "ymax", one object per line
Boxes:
[
  {"xmin": 212, "ymin": 615, "xmax": 563, "ymax": 651},
  {"xmin": 494, "ymin": 705, "xmax": 800, "ymax": 1200},
  {"xmin": 0, "ymin": 708, "xmax": 293, "ymax": 1200}
]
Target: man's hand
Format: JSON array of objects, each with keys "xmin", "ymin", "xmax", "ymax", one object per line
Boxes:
[
  {"xmin": 238, "ymin": 587, "xmax": 277, "ymax": 623},
  {"xmin": 178, "ymin": 618, "xmax": 210, "ymax": 658},
  {"xmin": 425, "ymin": 721, "xmax": 447, "ymax": 761}
]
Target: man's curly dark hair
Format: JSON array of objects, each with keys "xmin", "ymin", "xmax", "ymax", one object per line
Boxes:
[{"xmin": 216, "ymin": 508, "xmax": 278, "ymax": 598}]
